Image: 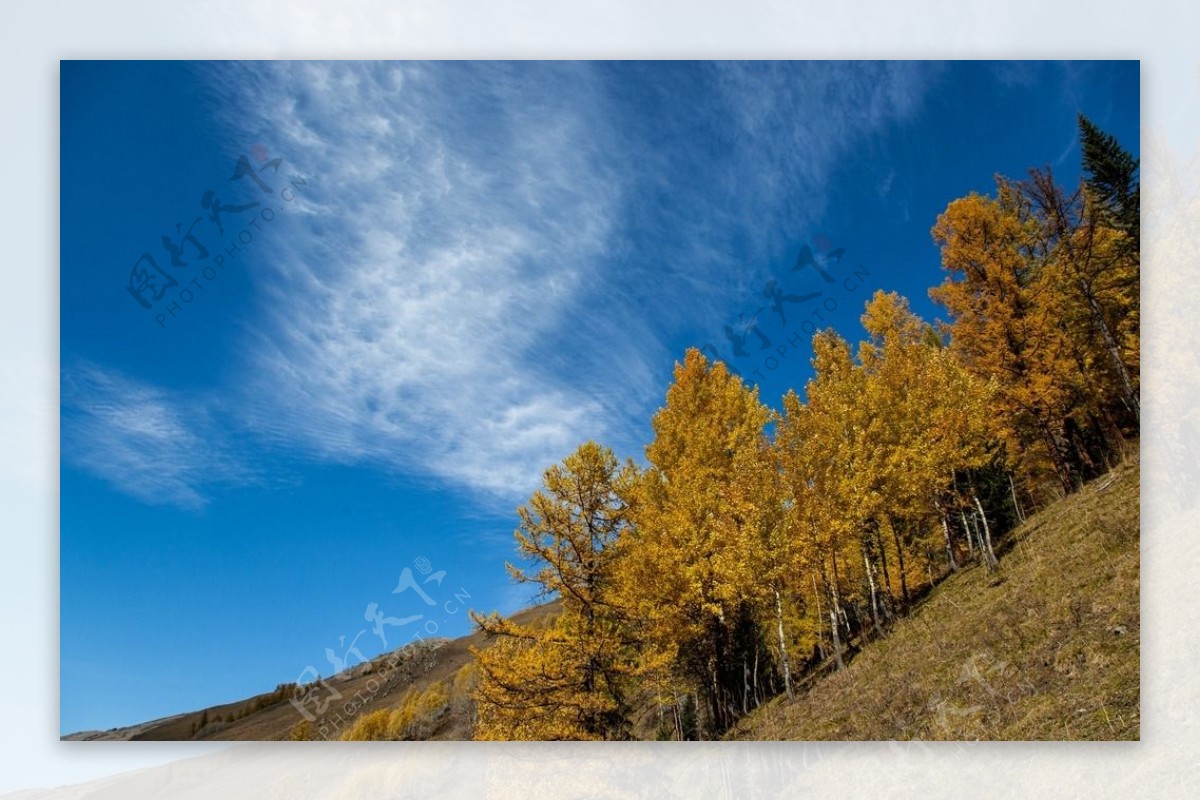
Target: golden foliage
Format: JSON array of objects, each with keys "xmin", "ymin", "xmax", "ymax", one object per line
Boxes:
[
  {"xmin": 470, "ymin": 443, "xmax": 638, "ymax": 740},
  {"xmin": 339, "ymin": 681, "xmax": 450, "ymax": 741}
]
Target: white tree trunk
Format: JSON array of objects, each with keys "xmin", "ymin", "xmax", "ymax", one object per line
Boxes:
[
  {"xmin": 1009, "ymin": 473, "xmax": 1026, "ymax": 524},
  {"xmin": 941, "ymin": 512, "xmax": 958, "ymax": 572},
  {"xmin": 862, "ymin": 542, "xmax": 884, "ymax": 638},
  {"xmin": 973, "ymin": 493, "xmax": 998, "ymax": 570},
  {"xmin": 774, "ymin": 586, "xmax": 794, "ymax": 700},
  {"xmin": 810, "ymin": 572, "xmax": 826, "ymax": 662},
  {"xmin": 829, "ymin": 608, "xmax": 846, "ymax": 671}
]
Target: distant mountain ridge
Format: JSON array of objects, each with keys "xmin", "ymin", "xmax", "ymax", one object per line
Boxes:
[{"xmin": 63, "ymin": 603, "xmax": 559, "ymax": 742}]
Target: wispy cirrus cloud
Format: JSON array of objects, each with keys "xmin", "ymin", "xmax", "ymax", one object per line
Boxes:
[
  {"xmin": 592, "ymin": 61, "xmax": 938, "ymax": 334},
  {"xmin": 192, "ymin": 61, "xmax": 938, "ymax": 503},
  {"xmin": 205, "ymin": 62, "xmax": 645, "ymax": 500},
  {"xmin": 61, "ymin": 364, "xmax": 254, "ymax": 509},
  {"xmin": 64, "ymin": 63, "xmax": 941, "ymax": 509}
]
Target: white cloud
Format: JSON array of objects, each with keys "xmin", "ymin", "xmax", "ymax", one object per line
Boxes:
[
  {"xmin": 61, "ymin": 364, "xmax": 254, "ymax": 509},
  {"xmin": 991, "ymin": 61, "xmax": 1040, "ymax": 89},
  {"xmin": 208, "ymin": 62, "xmax": 638, "ymax": 500},
  {"xmin": 192, "ymin": 61, "xmax": 937, "ymax": 504}
]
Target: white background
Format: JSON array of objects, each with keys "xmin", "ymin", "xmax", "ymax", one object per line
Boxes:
[{"xmin": 1, "ymin": 1, "xmax": 1195, "ymax": 797}]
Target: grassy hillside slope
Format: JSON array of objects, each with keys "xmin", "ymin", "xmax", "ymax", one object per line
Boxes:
[{"xmin": 728, "ymin": 455, "xmax": 1140, "ymax": 740}]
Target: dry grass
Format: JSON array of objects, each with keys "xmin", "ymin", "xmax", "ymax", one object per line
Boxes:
[{"xmin": 728, "ymin": 454, "xmax": 1140, "ymax": 741}]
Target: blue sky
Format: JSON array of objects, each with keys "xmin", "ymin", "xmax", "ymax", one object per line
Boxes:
[{"xmin": 60, "ymin": 60, "xmax": 1138, "ymax": 734}]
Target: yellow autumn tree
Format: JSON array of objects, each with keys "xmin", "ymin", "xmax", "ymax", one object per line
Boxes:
[
  {"xmin": 859, "ymin": 290, "xmax": 1000, "ymax": 577},
  {"xmin": 778, "ymin": 330, "xmax": 877, "ymax": 664},
  {"xmin": 1026, "ymin": 170, "xmax": 1138, "ymax": 415},
  {"xmin": 617, "ymin": 348, "xmax": 779, "ymax": 735},
  {"xmin": 470, "ymin": 442, "xmax": 638, "ymax": 740},
  {"xmin": 930, "ymin": 184, "xmax": 1087, "ymax": 496},
  {"xmin": 774, "ymin": 294, "xmax": 1003, "ymax": 673}
]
